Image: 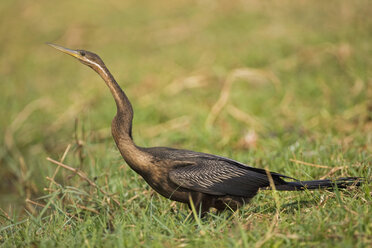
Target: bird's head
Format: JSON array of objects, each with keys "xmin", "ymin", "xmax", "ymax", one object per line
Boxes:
[{"xmin": 47, "ymin": 43, "xmax": 106, "ymax": 72}]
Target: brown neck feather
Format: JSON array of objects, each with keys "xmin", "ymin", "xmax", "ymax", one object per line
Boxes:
[
  {"xmin": 92, "ymin": 61, "xmax": 152, "ymax": 173},
  {"xmin": 94, "ymin": 63, "xmax": 133, "ymax": 139}
]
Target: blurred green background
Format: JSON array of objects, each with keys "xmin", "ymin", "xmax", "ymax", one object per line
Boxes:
[{"xmin": 0, "ymin": 0, "xmax": 371, "ymax": 246}]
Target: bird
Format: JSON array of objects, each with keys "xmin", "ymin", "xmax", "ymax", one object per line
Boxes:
[{"xmin": 48, "ymin": 43, "xmax": 363, "ymax": 215}]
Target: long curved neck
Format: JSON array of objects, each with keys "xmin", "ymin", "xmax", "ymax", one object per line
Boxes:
[
  {"xmin": 94, "ymin": 63, "xmax": 133, "ymax": 139},
  {"xmin": 92, "ymin": 61, "xmax": 155, "ymax": 170},
  {"xmin": 91, "ymin": 60, "xmax": 153, "ymax": 174}
]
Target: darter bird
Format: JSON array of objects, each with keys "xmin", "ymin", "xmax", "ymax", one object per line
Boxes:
[{"xmin": 48, "ymin": 44, "xmax": 363, "ymax": 215}]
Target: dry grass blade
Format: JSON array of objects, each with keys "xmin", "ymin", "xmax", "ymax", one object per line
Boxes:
[
  {"xmin": 205, "ymin": 71, "xmax": 233, "ymax": 128},
  {"xmin": 227, "ymin": 105, "xmax": 263, "ymax": 131},
  {"xmin": 143, "ymin": 115, "xmax": 191, "ymax": 138},
  {"xmin": 26, "ymin": 199, "xmax": 80, "ymax": 221},
  {"xmin": 46, "ymin": 144, "xmax": 72, "ymax": 192},
  {"xmin": 46, "ymin": 97, "xmax": 94, "ymax": 133},
  {"xmin": 320, "ymin": 166, "xmax": 346, "ymax": 180},
  {"xmin": 166, "ymin": 74, "xmax": 208, "ymax": 95},
  {"xmin": 290, "ymin": 159, "xmax": 331, "ymax": 169},
  {"xmin": 126, "ymin": 195, "xmax": 140, "ymax": 204},
  {"xmin": 25, "ymin": 199, "xmax": 47, "ymax": 208},
  {"xmin": 264, "ymin": 167, "xmax": 280, "ymax": 210},
  {"xmin": 46, "ymin": 157, "xmax": 123, "ymax": 209},
  {"xmin": 205, "ymin": 68, "xmax": 279, "ymax": 128},
  {"xmin": 46, "ymin": 157, "xmax": 97, "ymax": 187},
  {"xmin": 74, "ymin": 204, "xmax": 100, "ymax": 215},
  {"xmin": 290, "ymin": 159, "xmax": 351, "ymax": 179},
  {"xmin": 45, "ymin": 176, "xmax": 63, "ymax": 190},
  {"xmin": 253, "ymin": 167, "xmax": 282, "ymax": 248},
  {"xmin": 0, "ymin": 208, "xmax": 12, "ymax": 222}
]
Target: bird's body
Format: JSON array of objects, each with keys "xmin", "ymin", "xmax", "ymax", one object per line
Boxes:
[{"xmin": 48, "ymin": 44, "xmax": 363, "ymax": 214}]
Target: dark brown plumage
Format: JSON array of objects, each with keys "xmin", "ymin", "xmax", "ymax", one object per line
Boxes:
[{"xmin": 48, "ymin": 44, "xmax": 363, "ymax": 215}]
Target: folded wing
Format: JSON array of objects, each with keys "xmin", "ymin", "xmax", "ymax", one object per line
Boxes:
[{"xmin": 169, "ymin": 159, "xmax": 289, "ymax": 197}]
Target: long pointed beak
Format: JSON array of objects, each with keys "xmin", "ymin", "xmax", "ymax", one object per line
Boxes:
[{"xmin": 47, "ymin": 43, "xmax": 81, "ymax": 59}]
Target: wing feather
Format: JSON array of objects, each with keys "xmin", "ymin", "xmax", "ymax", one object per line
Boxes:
[
  {"xmin": 144, "ymin": 146, "xmax": 294, "ymax": 197},
  {"xmin": 169, "ymin": 159, "xmax": 284, "ymax": 196}
]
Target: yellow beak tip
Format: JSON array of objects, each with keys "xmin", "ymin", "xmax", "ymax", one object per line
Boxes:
[{"xmin": 47, "ymin": 43, "xmax": 80, "ymax": 58}]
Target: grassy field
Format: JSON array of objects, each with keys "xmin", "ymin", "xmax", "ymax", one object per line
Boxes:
[{"xmin": 0, "ymin": 0, "xmax": 371, "ymax": 247}]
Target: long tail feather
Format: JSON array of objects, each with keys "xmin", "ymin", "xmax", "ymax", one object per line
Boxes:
[{"xmin": 272, "ymin": 177, "xmax": 363, "ymax": 191}]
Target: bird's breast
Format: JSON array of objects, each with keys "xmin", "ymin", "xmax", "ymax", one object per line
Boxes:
[{"xmin": 137, "ymin": 163, "xmax": 191, "ymax": 203}]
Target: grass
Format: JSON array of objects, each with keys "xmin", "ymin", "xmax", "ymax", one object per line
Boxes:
[{"xmin": 0, "ymin": 0, "xmax": 371, "ymax": 247}]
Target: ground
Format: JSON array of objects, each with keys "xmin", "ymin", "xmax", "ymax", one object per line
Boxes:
[{"xmin": 0, "ymin": 0, "xmax": 371, "ymax": 247}]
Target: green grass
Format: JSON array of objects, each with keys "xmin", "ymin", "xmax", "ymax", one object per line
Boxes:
[{"xmin": 0, "ymin": 0, "xmax": 371, "ymax": 247}]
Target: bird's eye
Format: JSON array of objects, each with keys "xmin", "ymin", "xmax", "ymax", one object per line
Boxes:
[{"xmin": 80, "ymin": 51, "xmax": 86, "ymax": 56}]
